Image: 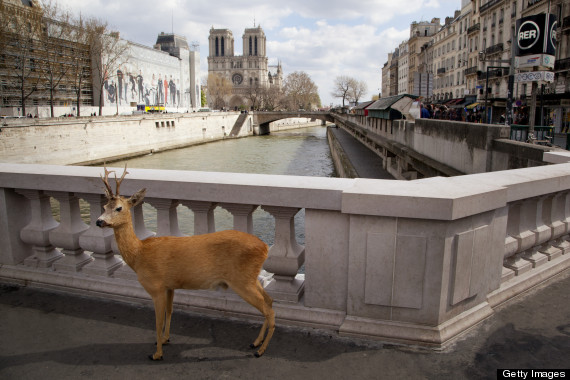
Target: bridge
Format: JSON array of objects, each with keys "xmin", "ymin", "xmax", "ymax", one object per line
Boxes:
[
  {"xmin": 252, "ymin": 111, "xmax": 335, "ymax": 135},
  {"xmin": 1, "ymin": 111, "xmax": 570, "ymax": 353}
]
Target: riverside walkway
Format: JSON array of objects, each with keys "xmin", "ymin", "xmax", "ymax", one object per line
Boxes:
[{"xmin": 1, "ymin": 271, "xmax": 569, "ymax": 379}]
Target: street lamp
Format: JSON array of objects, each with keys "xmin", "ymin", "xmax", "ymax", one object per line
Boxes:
[{"xmin": 479, "ymin": 50, "xmax": 514, "ymax": 125}]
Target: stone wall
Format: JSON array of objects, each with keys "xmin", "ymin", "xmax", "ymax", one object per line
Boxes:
[{"xmin": 0, "ymin": 112, "xmax": 251, "ymax": 165}]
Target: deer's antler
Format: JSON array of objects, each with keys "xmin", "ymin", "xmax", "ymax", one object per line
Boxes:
[
  {"xmin": 115, "ymin": 163, "xmax": 129, "ymax": 196},
  {"xmin": 101, "ymin": 164, "xmax": 115, "ymax": 198}
]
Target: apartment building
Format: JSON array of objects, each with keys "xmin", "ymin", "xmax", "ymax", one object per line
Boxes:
[{"xmin": 381, "ymin": 0, "xmax": 569, "ymax": 131}]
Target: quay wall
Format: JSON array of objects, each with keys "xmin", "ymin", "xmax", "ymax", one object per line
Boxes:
[{"xmin": 0, "ymin": 112, "xmax": 252, "ymax": 166}]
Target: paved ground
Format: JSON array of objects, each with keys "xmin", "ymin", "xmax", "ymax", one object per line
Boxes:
[
  {"xmin": 328, "ymin": 127, "xmax": 394, "ymax": 179},
  {"xmin": 0, "ymin": 269, "xmax": 568, "ymax": 380}
]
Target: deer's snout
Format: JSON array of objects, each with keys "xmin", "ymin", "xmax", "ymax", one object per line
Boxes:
[{"xmin": 96, "ymin": 219, "xmax": 107, "ymax": 228}]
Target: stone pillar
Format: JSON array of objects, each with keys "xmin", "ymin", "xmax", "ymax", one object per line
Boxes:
[
  {"xmin": 220, "ymin": 203, "xmax": 258, "ymax": 233},
  {"xmin": 16, "ymin": 189, "xmax": 63, "ymax": 268},
  {"xmin": 146, "ymin": 198, "xmax": 182, "ymax": 237},
  {"xmin": 538, "ymin": 193, "xmax": 563, "ymax": 260},
  {"xmin": 48, "ymin": 191, "xmax": 92, "ymax": 272},
  {"xmin": 261, "ymin": 206, "xmax": 305, "ymax": 303},
  {"xmin": 79, "ymin": 193, "xmax": 123, "ymax": 276},
  {"xmin": 0, "ymin": 188, "xmax": 32, "ymax": 265},
  {"xmin": 521, "ymin": 197, "xmax": 549, "ymax": 268},
  {"xmin": 554, "ymin": 191, "xmax": 570, "ymax": 254},
  {"xmin": 503, "ymin": 201, "xmax": 533, "ymax": 275},
  {"xmin": 181, "ymin": 201, "xmax": 217, "ymax": 235}
]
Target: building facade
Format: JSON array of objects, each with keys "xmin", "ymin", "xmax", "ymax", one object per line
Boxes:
[
  {"xmin": 0, "ymin": 0, "xmax": 200, "ymax": 116},
  {"xmin": 207, "ymin": 26, "xmax": 282, "ymax": 109},
  {"xmin": 381, "ymin": 0, "xmax": 569, "ymax": 131}
]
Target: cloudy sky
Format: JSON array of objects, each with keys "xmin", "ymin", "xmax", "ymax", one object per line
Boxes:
[{"xmin": 56, "ymin": 0, "xmax": 463, "ymax": 106}]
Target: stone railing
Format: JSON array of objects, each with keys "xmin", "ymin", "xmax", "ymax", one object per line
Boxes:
[{"xmin": 1, "ymin": 162, "xmax": 569, "ymax": 347}]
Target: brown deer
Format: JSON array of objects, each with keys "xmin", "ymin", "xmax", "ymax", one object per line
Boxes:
[{"xmin": 96, "ymin": 165, "xmax": 275, "ymax": 360}]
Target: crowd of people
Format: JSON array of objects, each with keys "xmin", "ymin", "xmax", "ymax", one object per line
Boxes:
[{"xmin": 420, "ymin": 102, "xmax": 532, "ymax": 125}]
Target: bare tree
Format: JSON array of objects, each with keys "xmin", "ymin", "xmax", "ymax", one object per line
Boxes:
[
  {"xmin": 244, "ymin": 81, "xmax": 262, "ymax": 110},
  {"xmin": 283, "ymin": 71, "xmax": 319, "ymax": 111},
  {"xmin": 331, "ymin": 76, "xmax": 354, "ymax": 107},
  {"xmin": 67, "ymin": 14, "xmax": 91, "ymax": 117},
  {"xmin": 36, "ymin": 0, "xmax": 75, "ymax": 117},
  {"xmin": 0, "ymin": 0, "xmax": 44, "ymax": 116},
  {"xmin": 206, "ymin": 73, "xmax": 232, "ymax": 110},
  {"xmin": 85, "ymin": 17, "xmax": 130, "ymax": 115},
  {"xmin": 351, "ymin": 80, "xmax": 368, "ymax": 105},
  {"xmin": 260, "ymin": 86, "xmax": 283, "ymax": 111}
]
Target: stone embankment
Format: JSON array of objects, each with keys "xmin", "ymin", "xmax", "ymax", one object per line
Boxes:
[{"xmin": 0, "ymin": 113, "xmax": 321, "ymax": 166}]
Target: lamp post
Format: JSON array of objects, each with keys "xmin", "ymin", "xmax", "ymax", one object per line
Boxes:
[{"xmin": 479, "ymin": 51, "xmax": 512, "ymax": 124}]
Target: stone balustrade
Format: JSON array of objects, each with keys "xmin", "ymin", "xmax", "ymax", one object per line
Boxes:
[{"xmin": 1, "ymin": 162, "xmax": 569, "ymax": 347}]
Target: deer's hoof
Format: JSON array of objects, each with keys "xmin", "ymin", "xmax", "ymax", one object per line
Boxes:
[
  {"xmin": 254, "ymin": 351, "xmax": 262, "ymax": 358},
  {"xmin": 148, "ymin": 354, "xmax": 163, "ymax": 361}
]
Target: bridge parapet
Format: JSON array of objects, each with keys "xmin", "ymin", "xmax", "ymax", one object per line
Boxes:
[
  {"xmin": 253, "ymin": 111, "xmax": 334, "ymax": 127},
  {"xmin": 1, "ymin": 163, "xmax": 569, "ymax": 347}
]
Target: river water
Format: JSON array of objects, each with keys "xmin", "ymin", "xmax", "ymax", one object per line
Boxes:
[{"xmin": 95, "ymin": 125, "xmax": 335, "ymax": 245}]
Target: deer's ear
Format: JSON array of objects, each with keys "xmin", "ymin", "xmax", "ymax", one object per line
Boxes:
[{"xmin": 128, "ymin": 188, "xmax": 146, "ymax": 207}]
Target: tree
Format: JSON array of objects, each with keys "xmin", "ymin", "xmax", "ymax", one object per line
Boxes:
[
  {"xmin": 331, "ymin": 76, "xmax": 353, "ymax": 107},
  {"xmin": 85, "ymin": 17, "xmax": 130, "ymax": 115},
  {"xmin": 332, "ymin": 76, "xmax": 368, "ymax": 107},
  {"xmin": 67, "ymin": 14, "xmax": 91, "ymax": 117},
  {"xmin": 0, "ymin": 0, "xmax": 44, "ymax": 116},
  {"xmin": 206, "ymin": 73, "xmax": 232, "ymax": 110},
  {"xmin": 260, "ymin": 86, "xmax": 283, "ymax": 111},
  {"xmin": 36, "ymin": 0, "xmax": 75, "ymax": 117},
  {"xmin": 282, "ymin": 71, "xmax": 319, "ymax": 111},
  {"xmin": 351, "ymin": 80, "xmax": 368, "ymax": 105}
]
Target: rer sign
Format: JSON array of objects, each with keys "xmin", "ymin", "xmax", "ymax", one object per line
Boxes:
[{"xmin": 515, "ymin": 14, "xmax": 557, "ymax": 58}]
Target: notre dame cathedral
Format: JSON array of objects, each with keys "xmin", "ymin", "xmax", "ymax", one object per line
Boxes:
[{"xmin": 207, "ymin": 25, "xmax": 283, "ymax": 110}]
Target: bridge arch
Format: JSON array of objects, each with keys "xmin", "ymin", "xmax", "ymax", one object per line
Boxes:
[{"xmin": 252, "ymin": 111, "xmax": 335, "ymax": 135}]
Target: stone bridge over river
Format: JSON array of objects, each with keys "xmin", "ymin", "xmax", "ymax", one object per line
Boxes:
[{"xmin": 1, "ymin": 110, "xmax": 570, "ymax": 351}]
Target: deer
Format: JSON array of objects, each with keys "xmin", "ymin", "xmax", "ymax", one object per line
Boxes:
[{"xmin": 95, "ymin": 165, "xmax": 275, "ymax": 360}]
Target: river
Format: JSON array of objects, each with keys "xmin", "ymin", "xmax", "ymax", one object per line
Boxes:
[{"xmin": 95, "ymin": 125, "xmax": 335, "ymax": 246}]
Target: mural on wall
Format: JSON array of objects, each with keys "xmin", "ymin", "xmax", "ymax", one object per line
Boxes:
[{"xmin": 101, "ymin": 46, "xmax": 192, "ymax": 110}]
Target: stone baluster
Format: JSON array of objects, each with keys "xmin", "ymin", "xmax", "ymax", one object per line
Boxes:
[
  {"xmin": 78, "ymin": 193, "xmax": 123, "ymax": 276},
  {"xmin": 503, "ymin": 201, "xmax": 532, "ymax": 275},
  {"xmin": 145, "ymin": 198, "xmax": 182, "ymax": 237},
  {"xmin": 181, "ymin": 201, "xmax": 217, "ymax": 235},
  {"xmin": 538, "ymin": 193, "xmax": 563, "ymax": 260},
  {"xmin": 261, "ymin": 206, "xmax": 305, "ymax": 303},
  {"xmin": 554, "ymin": 191, "xmax": 570, "ymax": 254},
  {"xmin": 47, "ymin": 191, "xmax": 92, "ymax": 272},
  {"xmin": 16, "ymin": 189, "xmax": 63, "ymax": 268},
  {"xmin": 521, "ymin": 196, "xmax": 549, "ymax": 267},
  {"xmin": 220, "ymin": 203, "xmax": 258, "ymax": 233}
]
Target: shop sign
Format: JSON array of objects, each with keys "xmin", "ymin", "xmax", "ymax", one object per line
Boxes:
[{"xmin": 515, "ymin": 71, "xmax": 555, "ymax": 83}]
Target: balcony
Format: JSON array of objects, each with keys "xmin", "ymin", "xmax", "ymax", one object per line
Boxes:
[
  {"xmin": 468, "ymin": 23, "xmax": 481, "ymax": 35},
  {"xmin": 465, "ymin": 66, "xmax": 479, "ymax": 76},
  {"xmin": 485, "ymin": 43, "xmax": 504, "ymax": 55},
  {"xmin": 480, "ymin": 0, "xmax": 502, "ymax": 13},
  {"xmin": 437, "ymin": 67, "xmax": 446, "ymax": 76}
]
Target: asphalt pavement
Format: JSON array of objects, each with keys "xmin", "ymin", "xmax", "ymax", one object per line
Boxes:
[{"xmin": 0, "ymin": 268, "xmax": 568, "ymax": 380}]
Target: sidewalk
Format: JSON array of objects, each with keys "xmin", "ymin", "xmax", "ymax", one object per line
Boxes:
[
  {"xmin": 328, "ymin": 126, "xmax": 394, "ymax": 179},
  {"xmin": 0, "ymin": 269, "xmax": 568, "ymax": 379}
]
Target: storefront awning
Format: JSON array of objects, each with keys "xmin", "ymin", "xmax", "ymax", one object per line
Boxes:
[{"xmin": 466, "ymin": 102, "xmax": 480, "ymax": 109}]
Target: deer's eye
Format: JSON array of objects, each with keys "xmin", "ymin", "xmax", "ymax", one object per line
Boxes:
[{"xmin": 115, "ymin": 207, "xmax": 122, "ymax": 212}]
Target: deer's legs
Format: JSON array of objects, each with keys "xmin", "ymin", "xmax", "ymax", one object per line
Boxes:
[
  {"xmin": 161, "ymin": 289, "xmax": 174, "ymax": 345},
  {"xmin": 233, "ymin": 281, "xmax": 275, "ymax": 357},
  {"xmin": 150, "ymin": 293, "xmax": 167, "ymax": 361}
]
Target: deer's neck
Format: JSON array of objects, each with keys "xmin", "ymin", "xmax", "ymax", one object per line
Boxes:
[{"xmin": 113, "ymin": 222, "xmax": 142, "ymax": 270}]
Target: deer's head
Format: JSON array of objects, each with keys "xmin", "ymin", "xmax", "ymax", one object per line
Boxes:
[{"xmin": 96, "ymin": 165, "xmax": 146, "ymax": 228}]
